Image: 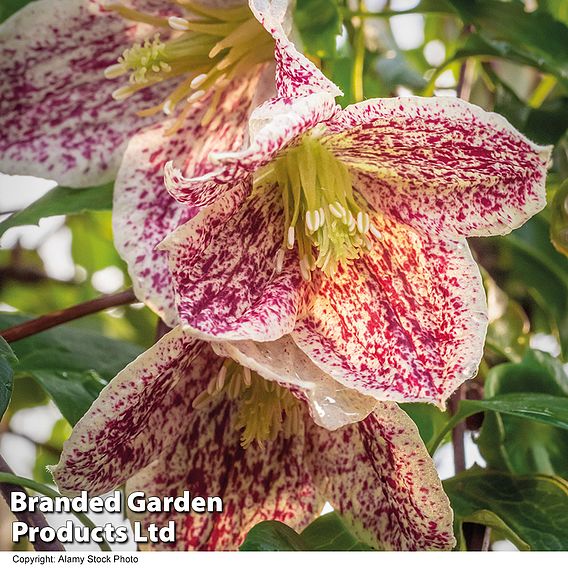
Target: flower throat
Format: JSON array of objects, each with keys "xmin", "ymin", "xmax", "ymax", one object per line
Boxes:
[
  {"xmin": 193, "ymin": 360, "xmax": 302, "ymax": 449},
  {"xmin": 105, "ymin": 2, "xmax": 273, "ymax": 129},
  {"xmin": 255, "ymin": 136, "xmax": 381, "ymax": 280}
]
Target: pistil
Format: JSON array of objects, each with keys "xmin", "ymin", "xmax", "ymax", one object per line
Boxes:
[{"xmin": 193, "ymin": 360, "xmax": 302, "ymax": 448}]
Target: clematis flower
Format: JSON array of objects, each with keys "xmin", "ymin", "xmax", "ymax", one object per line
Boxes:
[
  {"xmin": 0, "ymin": 0, "xmax": 306, "ymax": 325},
  {"xmin": 160, "ymin": 42, "xmax": 551, "ymax": 409},
  {"xmin": 53, "ymin": 327, "xmax": 455, "ymax": 551}
]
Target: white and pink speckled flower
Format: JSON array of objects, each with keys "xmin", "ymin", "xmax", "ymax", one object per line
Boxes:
[
  {"xmin": 53, "ymin": 327, "xmax": 455, "ymax": 551},
  {"xmin": 0, "ymin": 0, "xmax": 306, "ymax": 326},
  {"xmin": 158, "ymin": 35, "xmax": 551, "ymax": 409}
]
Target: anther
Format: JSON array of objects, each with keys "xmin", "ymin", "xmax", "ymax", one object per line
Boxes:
[
  {"xmin": 111, "ymin": 86, "xmax": 133, "ymax": 101},
  {"xmin": 275, "ymin": 248, "xmax": 285, "ymax": 273},
  {"xmin": 305, "ymin": 211, "xmax": 315, "ymax": 233},
  {"xmin": 190, "ymin": 73, "xmax": 208, "ymax": 89},
  {"xmin": 104, "ymin": 63, "xmax": 126, "ymax": 79},
  {"xmin": 187, "ymin": 90, "xmax": 205, "ymax": 103},
  {"xmin": 243, "ymin": 367, "xmax": 252, "ymax": 387},
  {"xmin": 369, "ymin": 225, "xmax": 383, "ymax": 239},
  {"xmin": 168, "ymin": 16, "xmax": 190, "ymax": 31},
  {"xmin": 163, "ymin": 99, "xmax": 174, "ymax": 115},
  {"xmin": 287, "ymin": 226, "xmax": 295, "ymax": 249},
  {"xmin": 216, "ymin": 365, "xmax": 227, "ymax": 391}
]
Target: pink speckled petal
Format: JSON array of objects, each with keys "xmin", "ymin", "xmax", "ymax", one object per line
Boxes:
[
  {"xmin": 323, "ymin": 97, "xmax": 550, "ymax": 237},
  {"xmin": 0, "ymin": 0, "xmax": 174, "ymax": 186},
  {"xmin": 126, "ymin": 371, "xmax": 320, "ymax": 550},
  {"xmin": 308, "ymin": 402, "xmax": 455, "ymax": 550},
  {"xmin": 213, "ymin": 336, "xmax": 377, "ymax": 431},
  {"xmin": 292, "ymin": 214, "xmax": 487, "ymax": 407},
  {"xmin": 114, "ymin": 77, "xmax": 260, "ymax": 326},
  {"xmin": 250, "ymin": 0, "xmax": 342, "ymax": 98},
  {"xmin": 165, "ymin": 91, "xmax": 337, "ymax": 207},
  {"xmin": 162, "ymin": 183, "xmax": 305, "ymax": 341},
  {"xmin": 52, "ymin": 328, "xmax": 203, "ymax": 495}
]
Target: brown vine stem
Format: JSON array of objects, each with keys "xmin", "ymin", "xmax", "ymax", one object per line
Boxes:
[
  {"xmin": 0, "ymin": 454, "xmax": 65, "ymax": 552},
  {"xmin": 448, "ymin": 385, "xmax": 466, "ymax": 474},
  {"xmin": 0, "ymin": 288, "xmax": 136, "ymax": 343}
]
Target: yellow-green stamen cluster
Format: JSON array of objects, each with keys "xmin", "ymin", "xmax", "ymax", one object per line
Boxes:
[
  {"xmin": 255, "ymin": 136, "xmax": 381, "ymax": 280},
  {"xmin": 105, "ymin": 2, "xmax": 274, "ymax": 127},
  {"xmin": 193, "ymin": 359, "xmax": 302, "ymax": 449}
]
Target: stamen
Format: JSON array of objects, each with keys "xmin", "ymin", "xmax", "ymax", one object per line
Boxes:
[
  {"xmin": 287, "ymin": 226, "xmax": 295, "ymax": 249},
  {"xmin": 191, "ymin": 360, "xmax": 302, "ymax": 448},
  {"xmin": 275, "ymin": 248, "xmax": 285, "ymax": 273},
  {"xmin": 106, "ymin": 1, "xmax": 274, "ymax": 126},
  {"xmin": 254, "ymin": 136, "xmax": 378, "ymax": 276},
  {"xmin": 168, "ymin": 16, "xmax": 191, "ymax": 31},
  {"xmin": 370, "ymin": 225, "xmax": 383, "ymax": 239}
]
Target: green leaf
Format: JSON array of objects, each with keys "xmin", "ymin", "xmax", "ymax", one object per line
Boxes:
[
  {"xmin": 0, "ymin": 313, "xmax": 142, "ymax": 425},
  {"xmin": 488, "ymin": 70, "xmax": 568, "ymax": 146},
  {"xmin": 444, "ymin": 467, "xmax": 568, "ymax": 550},
  {"xmin": 484, "ymin": 271, "xmax": 529, "ymax": 363},
  {"xmin": 295, "ymin": 0, "xmax": 342, "ymax": 59},
  {"xmin": 477, "ymin": 350, "xmax": 568, "ymax": 477},
  {"xmin": 33, "ymin": 419, "xmax": 71, "ymax": 484},
  {"xmin": 540, "ymin": 0, "xmax": 568, "ymax": 26},
  {"xmin": 0, "ymin": 337, "xmax": 17, "ymax": 419},
  {"xmin": 240, "ymin": 521, "xmax": 309, "ymax": 551},
  {"xmin": 301, "ymin": 512, "xmax": 374, "ymax": 551},
  {"xmin": 400, "ymin": 402, "xmax": 450, "ymax": 448},
  {"xmin": 0, "ymin": 0, "xmax": 36, "ymax": 23},
  {"xmin": 448, "ymin": 0, "xmax": 568, "ymax": 88},
  {"xmin": 0, "ymin": 471, "xmax": 111, "ymax": 552},
  {"xmin": 428, "ymin": 392, "xmax": 568, "ymax": 453},
  {"xmin": 551, "ymin": 179, "xmax": 568, "ymax": 257},
  {"xmin": 499, "ymin": 214, "xmax": 568, "ymax": 356},
  {"xmin": 240, "ymin": 513, "xmax": 375, "ymax": 551},
  {"xmin": 0, "ymin": 183, "xmax": 114, "ymax": 237}
]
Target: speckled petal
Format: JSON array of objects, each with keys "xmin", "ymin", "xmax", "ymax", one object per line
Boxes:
[
  {"xmin": 307, "ymin": 402, "xmax": 455, "ymax": 551},
  {"xmin": 52, "ymin": 328, "xmax": 203, "ymax": 495},
  {"xmin": 323, "ymin": 97, "xmax": 550, "ymax": 237},
  {"xmin": 292, "ymin": 214, "xmax": 487, "ymax": 407},
  {"xmin": 250, "ymin": 0, "xmax": 342, "ymax": 98},
  {"xmin": 0, "ymin": 0, "xmax": 174, "ymax": 186},
  {"xmin": 162, "ymin": 183, "xmax": 305, "ymax": 341},
  {"xmin": 164, "ymin": 91, "xmax": 337, "ymax": 207},
  {"xmin": 114, "ymin": 77, "xmax": 261, "ymax": 326},
  {"xmin": 213, "ymin": 335, "xmax": 377, "ymax": 431},
  {"xmin": 126, "ymin": 361, "xmax": 320, "ymax": 550}
]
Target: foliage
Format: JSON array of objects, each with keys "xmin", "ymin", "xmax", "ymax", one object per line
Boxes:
[
  {"xmin": 2, "ymin": 0, "xmax": 568, "ymax": 553},
  {"xmin": 240, "ymin": 512, "xmax": 374, "ymax": 551}
]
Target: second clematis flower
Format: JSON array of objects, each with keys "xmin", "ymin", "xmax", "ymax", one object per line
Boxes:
[
  {"xmin": 53, "ymin": 327, "xmax": 455, "ymax": 551},
  {"xmin": 0, "ymin": 0, "xmax": 307, "ymax": 326},
  {"xmin": 159, "ymin": 29, "xmax": 551, "ymax": 410}
]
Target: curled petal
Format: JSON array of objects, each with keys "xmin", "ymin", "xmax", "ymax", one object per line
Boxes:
[
  {"xmin": 114, "ymin": 78, "xmax": 259, "ymax": 326},
  {"xmin": 213, "ymin": 335, "xmax": 377, "ymax": 431},
  {"xmin": 165, "ymin": 92, "xmax": 337, "ymax": 207},
  {"xmin": 53, "ymin": 328, "xmax": 203, "ymax": 495},
  {"xmin": 307, "ymin": 402, "xmax": 455, "ymax": 550},
  {"xmin": 292, "ymin": 214, "xmax": 487, "ymax": 407},
  {"xmin": 0, "ymin": 0, "xmax": 173, "ymax": 186},
  {"xmin": 162, "ymin": 183, "xmax": 304, "ymax": 342},
  {"xmin": 250, "ymin": 0, "xmax": 341, "ymax": 98},
  {"xmin": 127, "ymin": 386, "xmax": 319, "ymax": 550},
  {"xmin": 323, "ymin": 97, "xmax": 550, "ymax": 237}
]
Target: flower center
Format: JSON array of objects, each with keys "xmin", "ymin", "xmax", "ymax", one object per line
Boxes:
[
  {"xmin": 193, "ymin": 359, "xmax": 302, "ymax": 449},
  {"xmin": 254, "ymin": 135, "xmax": 381, "ymax": 280},
  {"xmin": 105, "ymin": 2, "xmax": 273, "ymax": 128}
]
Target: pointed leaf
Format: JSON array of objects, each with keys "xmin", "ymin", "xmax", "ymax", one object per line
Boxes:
[
  {"xmin": 444, "ymin": 468, "xmax": 568, "ymax": 550},
  {"xmin": 0, "ymin": 183, "xmax": 114, "ymax": 237}
]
